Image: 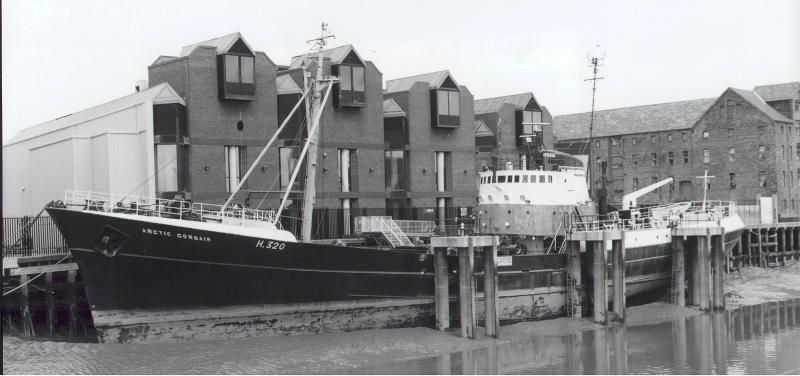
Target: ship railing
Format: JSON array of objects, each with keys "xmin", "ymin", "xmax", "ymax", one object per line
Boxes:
[
  {"xmin": 568, "ymin": 200, "xmax": 738, "ymax": 233},
  {"xmin": 354, "ymin": 217, "xmax": 436, "ymax": 236},
  {"xmin": 62, "ymin": 190, "xmax": 279, "ymax": 228}
]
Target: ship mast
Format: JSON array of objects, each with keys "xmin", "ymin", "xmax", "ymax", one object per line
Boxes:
[
  {"xmin": 300, "ymin": 23, "xmax": 336, "ymax": 242},
  {"xmin": 584, "ymin": 52, "xmax": 604, "ymax": 199}
]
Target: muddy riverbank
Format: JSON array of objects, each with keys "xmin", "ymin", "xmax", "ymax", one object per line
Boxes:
[{"xmin": 725, "ymin": 260, "xmax": 800, "ymax": 308}]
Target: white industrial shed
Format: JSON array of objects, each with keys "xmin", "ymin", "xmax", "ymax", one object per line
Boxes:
[{"xmin": 2, "ymin": 83, "xmax": 185, "ymax": 217}]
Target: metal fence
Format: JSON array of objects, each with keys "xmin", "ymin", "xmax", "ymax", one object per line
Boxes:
[{"xmin": 3, "ymin": 216, "xmax": 68, "ymax": 258}]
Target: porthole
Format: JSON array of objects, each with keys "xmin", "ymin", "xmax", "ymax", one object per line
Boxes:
[
  {"xmin": 488, "ymin": 195, "xmax": 493, "ymax": 201},
  {"xmin": 520, "ymin": 195, "xmax": 526, "ymax": 201},
  {"xmin": 504, "ymin": 195, "xmax": 509, "ymax": 201}
]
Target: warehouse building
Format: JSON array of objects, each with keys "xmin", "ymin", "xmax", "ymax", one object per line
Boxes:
[
  {"xmin": 554, "ymin": 83, "xmax": 800, "ymax": 221},
  {"xmin": 2, "ymin": 83, "xmax": 185, "ymax": 217}
]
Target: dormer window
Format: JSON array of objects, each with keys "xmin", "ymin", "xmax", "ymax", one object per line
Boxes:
[
  {"xmin": 336, "ymin": 64, "xmax": 365, "ymax": 107},
  {"xmin": 218, "ymin": 53, "xmax": 255, "ymax": 100},
  {"xmin": 434, "ymin": 89, "xmax": 460, "ymax": 127}
]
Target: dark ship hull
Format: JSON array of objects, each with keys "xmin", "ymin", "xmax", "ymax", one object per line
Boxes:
[{"xmin": 46, "ymin": 207, "xmax": 436, "ymax": 311}]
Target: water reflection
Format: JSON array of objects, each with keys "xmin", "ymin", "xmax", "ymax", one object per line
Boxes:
[{"xmin": 349, "ymin": 299, "xmax": 800, "ymax": 374}]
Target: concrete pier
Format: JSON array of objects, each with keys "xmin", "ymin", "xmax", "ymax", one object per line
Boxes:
[
  {"xmin": 567, "ymin": 240, "xmax": 583, "ymax": 318},
  {"xmin": 458, "ymin": 241, "xmax": 476, "ymax": 339},
  {"xmin": 671, "ymin": 237, "xmax": 686, "ymax": 306},
  {"xmin": 591, "ymin": 240, "xmax": 607, "ymax": 324},
  {"xmin": 433, "ymin": 248, "xmax": 449, "ymax": 331},
  {"xmin": 611, "ymin": 234, "xmax": 626, "ymax": 323},
  {"xmin": 483, "ymin": 236, "xmax": 499, "ymax": 338}
]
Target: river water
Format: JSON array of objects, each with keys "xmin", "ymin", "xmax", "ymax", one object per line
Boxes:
[{"xmin": 4, "ymin": 299, "xmax": 800, "ymax": 374}]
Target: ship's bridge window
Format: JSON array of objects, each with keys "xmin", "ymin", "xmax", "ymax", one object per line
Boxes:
[
  {"xmin": 498, "ymin": 175, "xmax": 506, "ymax": 183},
  {"xmin": 539, "ymin": 175, "xmax": 545, "ymax": 183},
  {"xmin": 522, "ymin": 175, "xmax": 528, "ymax": 183},
  {"xmin": 548, "ymin": 176, "xmax": 553, "ymax": 183},
  {"xmin": 514, "ymin": 175, "xmax": 520, "ymax": 183},
  {"xmin": 530, "ymin": 175, "xmax": 536, "ymax": 182}
]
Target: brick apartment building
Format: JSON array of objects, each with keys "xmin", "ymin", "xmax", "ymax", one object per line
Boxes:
[
  {"xmin": 554, "ymin": 83, "xmax": 800, "ymax": 221},
  {"xmin": 275, "ymin": 44, "xmax": 386, "ymax": 211},
  {"xmin": 148, "ymin": 33, "xmax": 279, "ymax": 205},
  {"xmin": 382, "ymin": 71, "xmax": 477, "ymax": 219},
  {"xmin": 472, "ymin": 93, "xmax": 553, "ymax": 171}
]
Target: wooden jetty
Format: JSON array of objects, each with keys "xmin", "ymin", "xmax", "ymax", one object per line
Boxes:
[{"xmin": 2, "ymin": 253, "xmax": 86, "ymax": 337}]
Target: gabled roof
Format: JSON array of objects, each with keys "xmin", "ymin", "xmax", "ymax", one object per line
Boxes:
[
  {"xmin": 5, "ymin": 83, "xmax": 184, "ymax": 145},
  {"xmin": 385, "ymin": 70, "xmax": 459, "ymax": 94},
  {"xmin": 474, "ymin": 92, "xmax": 537, "ymax": 114},
  {"xmin": 289, "ymin": 44, "xmax": 363, "ymax": 69},
  {"xmin": 729, "ymin": 87, "xmax": 793, "ymax": 123},
  {"xmin": 753, "ymin": 82, "xmax": 800, "ymax": 102},
  {"xmin": 276, "ymin": 73, "xmax": 302, "ymax": 95},
  {"xmin": 383, "ymin": 98, "xmax": 405, "ymax": 117},
  {"xmin": 153, "ymin": 55, "xmax": 178, "ymax": 65},
  {"xmin": 179, "ymin": 32, "xmax": 254, "ymax": 57},
  {"xmin": 554, "ymin": 98, "xmax": 716, "ymax": 140},
  {"xmin": 474, "ymin": 119, "xmax": 494, "ymax": 137}
]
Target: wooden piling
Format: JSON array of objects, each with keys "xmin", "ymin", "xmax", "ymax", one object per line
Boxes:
[
  {"xmin": 483, "ymin": 236, "xmax": 499, "ymax": 338},
  {"xmin": 746, "ymin": 231, "xmax": 752, "ymax": 267},
  {"xmin": 611, "ymin": 234, "xmax": 625, "ymax": 323},
  {"xmin": 780, "ymin": 228, "xmax": 786, "ymax": 266},
  {"xmin": 592, "ymin": 240, "xmax": 607, "ymax": 324},
  {"xmin": 46, "ymin": 272, "xmax": 55, "ymax": 336},
  {"xmin": 712, "ymin": 234, "xmax": 725, "ymax": 310},
  {"xmin": 19, "ymin": 274, "xmax": 35, "ymax": 336},
  {"xmin": 757, "ymin": 229, "xmax": 764, "ymax": 267},
  {"xmin": 735, "ymin": 238, "xmax": 743, "ymax": 271},
  {"xmin": 67, "ymin": 269, "xmax": 77, "ymax": 336},
  {"xmin": 688, "ymin": 238, "xmax": 699, "ymax": 306},
  {"xmin": 434, "ymin": 248, "xmax": 450, "ymax": 331},
  {"xmin": 458, "ymin": 239, "xmax": 475, "ymax": 339},
  {"xmin": 672, "ymin": 237, "xmax": 686, "ymax": 306},
  {"xmin": 568, "ymin": 240, "xmax": 583, "ymax": 317}
]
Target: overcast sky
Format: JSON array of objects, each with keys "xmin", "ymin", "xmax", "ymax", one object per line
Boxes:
[{"xmin": 3, "ymin": 0, "xmax": 798, "ymax": 143}]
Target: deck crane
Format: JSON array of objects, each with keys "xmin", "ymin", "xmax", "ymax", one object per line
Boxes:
[{"xmin": 622, "ymin": 177, "xmax": 674, "ymax": 210}]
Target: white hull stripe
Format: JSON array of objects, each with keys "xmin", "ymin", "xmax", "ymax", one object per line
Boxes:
[{"xmin": 71, "ymin": 248, "xmax": 433, "ymax": 276}]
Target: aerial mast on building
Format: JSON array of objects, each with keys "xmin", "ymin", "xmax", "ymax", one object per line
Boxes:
[{"xmin": 584, "ymin": 47, "xmax": 604, "ymax": 201}]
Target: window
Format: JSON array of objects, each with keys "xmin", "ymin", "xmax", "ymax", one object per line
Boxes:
[
  {"xmin": 703, "ymin": 149, "xmax": 710, "ymax": 164},
  {"xmin": 633, "ymin": 178, "xmax": 639, "ymax": 190},
  {"xmin": 729, "ymin": 147, "xmax": 735, "ymax": 162},
  {"xmin": 783, "ymin": 171, "xmax": 787, "ymax": 187},
  {"xmin": 611, "ymin": 137, "xmax": 620, "ymax": 146},
  {"xmin": 759, "ymin": 171, "xmax": 766, "ymax": 187},
  {"xmin": 224, "ymin": 146, "xmax": 245, "ymax": 192},
  {"xmin": 703, "ymin": 131, "xmax": 709, "ymax": 139},
  {"xmin": 522, "ymin": 111, "xmax": 542, "ymax": 135},
  {"xmin": 727, "ymin": 128, "xmax": 733, "ymax": 138},
  {"xmin": 632, "ymin": 138, "xmax": 638, "ymax": 145},
  {"xmin": 338, "ymin": 65, "xmax": 366, "ymax": 106},
  {"xmin": 279, "ymin": 147, "xmax": 300, "ymax": 189},
  {"xmin": 498, "ymin": 175, "xmax": 506, "ymax": 183},
  {"xmin": 782, "ymin": 145, "xmax": 786, "ymax": 160},
  {"xmin": 651, "ymin": 135, "xmax": 656, "ymax": 143},
  {"xmin": 651, "ymin": 152, "xmax": 657, "ymax": 167},
  {"xmin": 338, "ymin": 149, "xmax": 357, "ymax": 192},
  {"xmin": 596, "ymin": 140, "xmax": 601, "ymax": 148},
  {"xmin": 220, "ymin": 54, "xmax": 255, "ymax": 99},
  {"xmin": 668, "ymin": 152, "xmax": 674, "ymax": 165},
  {"xmin": 531, "ymin": 175, "xmax": 537, "ymax": 183},
  {"xmin": 759, "ymin": 145, "xmax": 766, "ymax": 160},
  {"xmin": 683, "ymin": 150, "xmax": 689, "ymax": 164},
  {"xmin": 632, "ymin": 154, "xmax": 639, "ymax": 166},
  {"xmin": 548, "ymin": 175, "xmax": 553, "ymax": 183},
  {"xmin": 224, "ymin": 55, "xmax": 254, "ymax": 84},
  {"xmin": 156, "ymin": 144, "xmax": 179, "ymax": 193},
  {"xmin": 539, "ymin": 175, "xmax": 545, "ymax": 183},
  {"xmin": 668, "ymin": 134, "xmax": 673, "ymax": 142},
  {"xmin": 797, "ymin": 143, "xmax": 800, "ymax": 159},
  {"xmin": 384, "ymin": 150, "xmax": 406, "ymax": 191},
  {"xmin": 729, "ymin": 173, "xmax": 736, "ymax": 188},
  {"xmin": 682, "ymin": 132, "xmax": 688, "ymax": 141},
  {"xmin": 437, "ymin": 90, "xmax": 460, "ymax": 116},
  {"xmin": 434, "ymin": 151, "xmax": 452, "ymax": 192}
]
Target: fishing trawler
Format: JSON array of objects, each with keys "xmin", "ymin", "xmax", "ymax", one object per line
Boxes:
[{"xmin": 45, "ymin": 27, "xmax": 440, "ymax": 342}]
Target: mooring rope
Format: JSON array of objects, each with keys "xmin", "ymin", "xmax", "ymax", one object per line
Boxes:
[{"xmin": 2, "ymin": 253, "xmax": 71, "ymax": 297}]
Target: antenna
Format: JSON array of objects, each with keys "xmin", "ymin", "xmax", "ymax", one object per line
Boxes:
[
  {"xmin": 583, "ymin": 46, "xmax": 605, "ymax": 199},
  {"xmin": 306, "ymin": 22, "xmax": 336, "ymax": 52}
]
